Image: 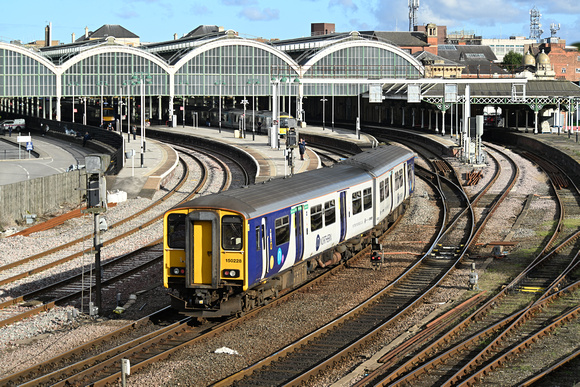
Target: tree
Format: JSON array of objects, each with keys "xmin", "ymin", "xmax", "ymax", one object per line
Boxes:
[
  {"xmin": 571, "ymin": 42, "xmax": 580, "ymax": 51},
  {"xmin": 502, "ymin": 51, "xmax": 523, "ymax": 67}
]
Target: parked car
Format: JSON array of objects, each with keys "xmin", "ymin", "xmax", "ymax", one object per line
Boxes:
[{"xmin": 0, "ymin": 118, "xmax": 25, "ymax": 135}]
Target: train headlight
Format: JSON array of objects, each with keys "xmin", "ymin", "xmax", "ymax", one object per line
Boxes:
[
  {"xmin": 170, "ymin": 267, "xmax": 185, "ymax": 276},
  {"xmin": 222, "ymin": 269, "xmax": 240, "ymax": 278}
]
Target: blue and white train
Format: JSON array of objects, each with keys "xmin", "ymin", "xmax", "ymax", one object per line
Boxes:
[{"xmin": 163, "ymin": 145, "xmax": 415, "ymax": 317}]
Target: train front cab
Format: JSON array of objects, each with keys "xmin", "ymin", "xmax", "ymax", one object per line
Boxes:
[{"xmin": 164, "ymin": 209, "xmax": 247, "ymax": 317}]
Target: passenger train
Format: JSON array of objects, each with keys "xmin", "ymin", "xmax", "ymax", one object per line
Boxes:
[
  {"xmin": 163, "ymin": 145, "xmax": 415, "ymax": 318},
  {"xmin": 189, "ymin": 106, "xmax": 296, "ymax": 136}
]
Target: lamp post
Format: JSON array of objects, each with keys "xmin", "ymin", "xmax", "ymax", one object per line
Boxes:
[
  {"xmin": 241, "ymin": 97, "xmax": 249, "ymax": 139},
  {"xmin": 178, "ymin": 80, "xmax": 188, "ymax": 128},
  {"xmin": 215, "ymin": 81, "xmax": 225, "ymax": 133},
  {"xmin": 97, "ymin": 81, "xmax": 107, "ymax": 127},
  {"xmin": 82, "ymin": 97, "xmax": 87, "ymax": 126},
  {"xmin": 120, "ymin": 84, "xmax": 130, "ymax": 143},
  {"xmin": 68, "ymin": 82, "xmax": 79, "ymax": 123},
  {"xmin": 247, "ymin": 79, "xmax": 259, "ymax": 141},
  {"xmin": 320, "ymin": 96, "xmax": 328, "ymax": 131},
  {"xmin": 129, "ymin": 74, "xmax": 152, "ymax": 167},
  {"xmin": 331, "ymin": 84, "xmax": 335, "ymax": 132}
]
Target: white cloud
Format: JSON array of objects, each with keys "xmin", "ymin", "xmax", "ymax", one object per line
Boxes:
[
  {"xmin": 239, "ymin": 7, "xmax": 280, "ymax": 21},
  {"xmin": 329, "ymin": 0, "xmax": 358, "ymax": 12}
]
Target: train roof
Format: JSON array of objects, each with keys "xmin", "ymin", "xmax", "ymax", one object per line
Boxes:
[
  {"xmin": 341, "ymin": 145, "xmax": 413, "ymax": 178},
  {"xmin": 172, "ymin": 145, "xmax": 413, "ymax": 219}
]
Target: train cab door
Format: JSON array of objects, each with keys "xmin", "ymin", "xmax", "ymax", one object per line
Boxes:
[
  {"xmin": 260, "ymin": 218, "xmax": 268, "ymax": 279},
  {"xmin": 339, "ymin": 191, "xmax": 347, "ymax": 242},
  {"xmin": 293, "ymin": 205, "xmax": 305, "ymax": 261},
  {"xmin": 186, "ymin": 211, "xmax": 220, "ymax": 288}
]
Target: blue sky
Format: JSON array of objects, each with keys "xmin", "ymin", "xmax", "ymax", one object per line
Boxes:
[{"xmin": 1, "ymin": 0, "xmax": 579, "ymax": 45}]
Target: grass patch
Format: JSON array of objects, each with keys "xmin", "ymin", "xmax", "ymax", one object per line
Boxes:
[{"xmin": 562, "ymin": 217, "xmax": 580, "ymax": 229}]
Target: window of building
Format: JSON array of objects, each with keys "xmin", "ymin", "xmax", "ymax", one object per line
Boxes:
[
  {"xmin": 222, "ymin": 215, "xmax": 243, "ymax": 250},
  {"xmin": 311, "ymin": 204, "xmax": 323, "ymax": 231},
  {"xmin": 562, "ymin": 67, "xmax": 567, "ymax": 74},
  {"xmin": 576, "ymin": 68, "xmax": 580, "ymax": 73},
  {"xmin": 275, "ymin": 215, "xmax": 290, "ymax": 246}
]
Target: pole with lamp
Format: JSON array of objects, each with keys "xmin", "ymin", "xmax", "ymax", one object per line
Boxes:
[
  {"xmin": 68, "ymin": 81, "xmax": 79, "ymax": 123},
  {"xmin": 247, "ymin": 79, "xmax": 259, "ymax": 141},
  {"xmin": 215, "ymin": 80, "xmax": 225, "ymax": 133},
  {"xmin": 320, "ymin": 96, "xmax": 328, "ymax": 131},
  {"xmin": 332, "ymin": 83, "xmax": 335, "ymax": 132},
  {"xmin": 82, "ymin": 97, "xmax": 87, "ymax": 126},
  {"xmin": 97, "ymin": 81, "xmax": 108, "ymax": 127},
  {"xmin": 179, "ymin": 80, "xmax": 188, "ymax": 128},
  {"xmin": 241, "ymin": 97, "xmax": 249, "ymax": 139}
]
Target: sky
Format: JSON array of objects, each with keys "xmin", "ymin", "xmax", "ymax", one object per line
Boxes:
[{"xmin": 1, "ymin": 0, "xmax": 579, "ymax": 46}]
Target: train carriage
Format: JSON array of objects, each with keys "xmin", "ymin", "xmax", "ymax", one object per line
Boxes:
[{"xmin": 164, "ymin": 145, "xmax": 415, "ymax": 317}]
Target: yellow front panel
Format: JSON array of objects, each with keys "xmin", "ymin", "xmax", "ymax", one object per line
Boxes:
[{"xmin": 193, "ymin": 220, "xmax": 213, "ymax": 284}]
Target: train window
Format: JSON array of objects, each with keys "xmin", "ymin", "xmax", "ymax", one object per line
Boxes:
[
  {"xmin": 275, "ymin": 216, "xmax": 290, "ymax": 245},
  {"xmin": 363, "ymin": 188, "xmax": 373, "ymax": 210},
  {"xmin": 324, "ymin": 200, "xmax": 336, "ymax": 225},
  {"xmin": 255, "ymin": 226, "xmax": 261, "ymax": 251},
  {"xmin": 167, "ymin": 213, "xmax": 186, "ymax": 249},
  {"xmin": 380, "ymin": 181, "xmax": 385, "ymax": 202},
  {"xmin": 395, "ymin": 170, "xmax": 403, "ymax": 190},
  {"xmin": 385, "ymin": 178, "xmax": 390, "ymax": 198},
  {"xmin": 311, "ymin": 204, "xmax": 323, "ymax": 231},
  {"xmin": 352, "ymin": 191, "xmax": 362, "ymax": 215},
  {"xmin": 222, "ymin": 215, "xmax": 243, "ymax": 250}
]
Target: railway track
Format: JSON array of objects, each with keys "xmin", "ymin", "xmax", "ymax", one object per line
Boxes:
[
  {"xmin": 207, "ymin": 146, "xmax": 487, "ymax": 386},
  {"xmin": 0, "ymin": 144, "xmax": 250, "ymax": 328},
  {"xmin": 355, "ymin": 145, "xmax": 580, "ymax": 386},
  {"xmin": 0, "ymin": 144, "xmax": 257, "ymax": 385}
]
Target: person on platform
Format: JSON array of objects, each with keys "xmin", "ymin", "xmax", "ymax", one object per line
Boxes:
[
  {"xmin": 298, "ymin": 138, "xmax": 306, "ymax": 160},
  {"xmin": 83, "ymin": 132, "xmax": 90, "ymax": 147}
]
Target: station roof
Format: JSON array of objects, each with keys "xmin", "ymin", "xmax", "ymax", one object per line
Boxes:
[
  {"xmin": 366, "ymin": 31, "xmax": 429, "ymax": 48},
  {"xmin": 381, "ymin": 79, "xmax": 580, "ymax": 100},
  {"xmin": 437, "ymin": 45, "xmax": 503, "ymax": 75}
]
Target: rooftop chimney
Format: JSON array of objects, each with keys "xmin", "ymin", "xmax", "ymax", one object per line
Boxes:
[{"xmin": 45, "ymin": 22, "xmax": 52, "ymax": 47}]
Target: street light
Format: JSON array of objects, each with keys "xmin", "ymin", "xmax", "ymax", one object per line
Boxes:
[
  {"xmin": 320, "ymin": 96, "xmax": 328, "ymax": 131},
  {"xmin": 241, "ymin": 97, "xmax": 249, "ymax": 139},
  {"xmin": 97, "ymin": 81, "xmax": 108, "ymax": 126},
  {"xmin": 129, "ymin": 74, "xmax": 152, "ymax": 167},
  {"xmin": 68, "ymin": 81, "xmax": 80, "ymax": 123},
  {"xmin": 247, "ymin": 79, "xmax": 259, "ymax": 141},
  {"xmin": 215, "ymin": 80, "xmax": 225, "ymax": 133},
  {"xmin": 178, "ymin": 80, "xmax": 189, "ymax": 128}
]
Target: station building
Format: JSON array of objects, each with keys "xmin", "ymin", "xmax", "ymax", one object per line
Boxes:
[{"xmin": 0, "ymin": 23, "xmax": 579, "ymax": 134}]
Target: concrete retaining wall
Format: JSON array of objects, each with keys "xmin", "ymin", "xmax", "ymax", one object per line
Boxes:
[{"xmin": 0, "ymin": 170, "xmax": 82, "ymax": 228}]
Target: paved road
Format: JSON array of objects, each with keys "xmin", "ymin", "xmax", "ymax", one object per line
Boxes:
[{"xmin": 0, "ymin": 135, "xmax": 91, "ymax": 186}]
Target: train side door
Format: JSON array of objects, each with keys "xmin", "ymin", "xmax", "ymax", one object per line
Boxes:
[
  {"xmin": 261, "ymin": 217, "xmax": 268, "ymax": 279},
  {"xmin": 293, "ymin": 205, "xmax": 305, "ymax": 261},
  {"xmin": 339, "ymin": 191, "xmax": 347, "ymax": 242}
]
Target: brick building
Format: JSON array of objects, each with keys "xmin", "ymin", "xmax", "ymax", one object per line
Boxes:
[{"xmin": 525, "ymin": 37, "xmax": 580, "ymax": 82}]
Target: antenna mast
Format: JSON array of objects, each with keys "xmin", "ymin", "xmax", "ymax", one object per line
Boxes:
[
  {"xmin": 529, "ymin": 6, "xmax": 543, "ymax": 42},
  {"xmin": 409, "ymin": 0, "xmax": 419, "ymax": 32}
]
